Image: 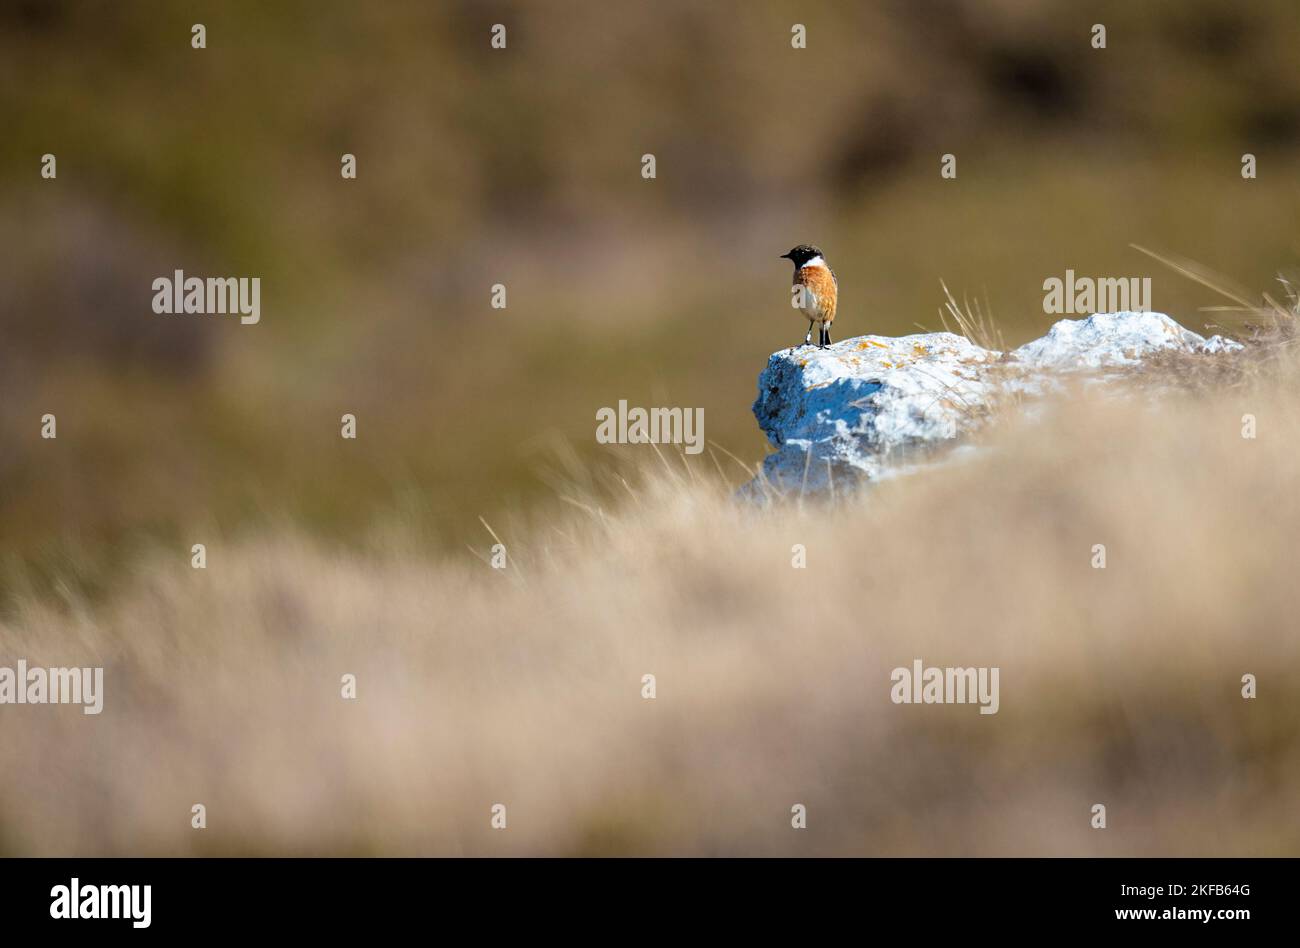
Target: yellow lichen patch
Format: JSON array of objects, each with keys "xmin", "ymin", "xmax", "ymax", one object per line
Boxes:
[
  {"xmin": 912, "ymin": 343, "xmax": 928, "ymax": 356},
  {"xmin": 856, "ymin": 341, "xmax": 871, "ymax": 350}
]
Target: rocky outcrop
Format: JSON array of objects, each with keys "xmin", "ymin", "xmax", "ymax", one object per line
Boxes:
[{"xmin": 749, "ymin": 311, "xmax": 1241, "ymax": 494}]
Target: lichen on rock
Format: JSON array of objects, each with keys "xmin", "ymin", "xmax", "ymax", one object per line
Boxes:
[{"xmin": 748, "ymin": 311, "xmax": 1243, "ymax": 496}]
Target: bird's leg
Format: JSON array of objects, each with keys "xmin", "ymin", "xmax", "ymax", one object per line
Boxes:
[
  {"xmin": 817, "ymin": 324, "xmax": 827, "ymax": 349},
  {"xmin": 803, "ymin": 321, "xmax": 813, "ymax": 347},
  {"xmin": 824, "ymin": 325, "xmax": 832, "ymax": 346}
]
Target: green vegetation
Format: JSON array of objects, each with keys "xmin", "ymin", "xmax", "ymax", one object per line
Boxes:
[{"xmin": 2, "ymin": 0, "xmax": 1298, "ymax": 586}]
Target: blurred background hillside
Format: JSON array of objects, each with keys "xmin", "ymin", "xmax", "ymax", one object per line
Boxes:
[{"xmin": 2, "ymin": 0, "xmax": 1299, "ymax": 594}]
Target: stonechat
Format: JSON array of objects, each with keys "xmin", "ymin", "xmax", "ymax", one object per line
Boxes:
[{"xmin": 780, "ymin": 244, "xmax": 838, "ymax": 348}]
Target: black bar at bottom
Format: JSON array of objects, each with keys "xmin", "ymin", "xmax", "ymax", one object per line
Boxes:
[{"xmin": 1, "ymin": 857, "xmax": 1284, "ymax": 935}]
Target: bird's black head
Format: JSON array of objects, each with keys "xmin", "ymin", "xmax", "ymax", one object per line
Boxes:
[{"xmin": 780, "ymin": 245, "xmax": 824, "ymax": 267}]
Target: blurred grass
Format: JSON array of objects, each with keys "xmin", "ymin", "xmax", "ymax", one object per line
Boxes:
[{"xmin": 3, "ymin": 346, "xmax": 1299, "ymax": 855}]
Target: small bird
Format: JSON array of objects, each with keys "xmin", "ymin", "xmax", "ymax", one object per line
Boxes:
[{"xmin": 780, "ymin": 244, "xmax": 838, "ymax": 348}]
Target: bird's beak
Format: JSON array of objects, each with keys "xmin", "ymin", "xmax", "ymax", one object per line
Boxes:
[{"xmin": 779, "ymin": 253, "xmax": 791, "ymax": 259}]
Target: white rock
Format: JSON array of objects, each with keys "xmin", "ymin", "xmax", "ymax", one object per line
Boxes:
[
  {"xmin": 750, "ymin": 331, "xmax": 1000, "ymax": 493},
  {"xmin": 1010, "ymin": 311, "xmax": 1242, "ymax": 370},
  {"xmin": 748, "ymin": 312, "xmax": 1242, "ymax": 495}
]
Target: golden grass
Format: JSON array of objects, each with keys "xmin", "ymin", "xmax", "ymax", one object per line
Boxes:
[
  {"xmin": 2, "ymin": 334, "xmax": 1298, "ymax": 856},
  {"xmin": 937, "ymin": 280, "xmax": 1006, "ymax": 354}
]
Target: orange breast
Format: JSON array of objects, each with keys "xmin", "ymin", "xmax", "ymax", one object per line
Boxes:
[{"xmin": 793, "ymin": 265, "xmax": 838, "ymax": 323}]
